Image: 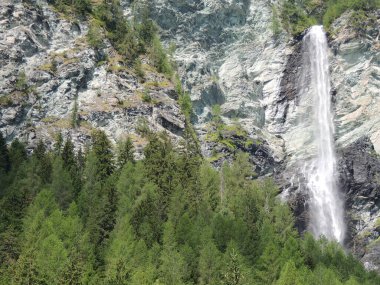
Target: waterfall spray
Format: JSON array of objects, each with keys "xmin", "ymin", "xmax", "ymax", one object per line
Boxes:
[{"xmin": 302, "ymin": 26, "xmax": 345, "ymax": 243}]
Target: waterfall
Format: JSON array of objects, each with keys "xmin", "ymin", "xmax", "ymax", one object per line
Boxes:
[{"xmin": 302, "ymin": 26, "xmax": 345, "ymax": 243}]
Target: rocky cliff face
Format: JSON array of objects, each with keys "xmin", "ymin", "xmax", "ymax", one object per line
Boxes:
[
  {"xmin": 0, "ymin": 0, "xmax": 185, "ymax": 155},
  {"xmin": 2, "ymin": 0, "xmax": 380, "ymax": 272},
  {"xmin": 139, "ymin": 0, "xmax": 380, "ymax": 270},
  {"xmin": 330, "ymin": 11, "xmax": 380, "ymax": 270},
  {"xmin": 136, "ymin": 0, "xmax": 289, "ymax": 175}
]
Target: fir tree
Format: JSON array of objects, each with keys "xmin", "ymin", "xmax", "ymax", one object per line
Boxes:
[
  {"xmin": 33, "ymin": 139, "xmax": 52, "ymax": 184},
  {"xmin": 0, "ymin": 132, "xmax": 10, "ymax": 175},
  {"xmin": 91, "ymin": 130, "xmax": 114, "ymax": 182},
  {"xmin": 117, "ymin": 137, "xmax": 135, "ymax": 170}
]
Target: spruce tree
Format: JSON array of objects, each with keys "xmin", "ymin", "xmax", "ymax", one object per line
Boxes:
[
  {"xmin": 91, "ymin": 130, "xmax": 114, "ymax": 182},
  {"xmin": 8, "ymin": 138, "xmax": 27, "ymax": 173},
  {"xmin": 51, "ymin": 157, "xmax": 75, "ymax": 209},
  {"xmin": 0, "ymin": 132, "xmax": 10, "ymax": 175},
  {"xmin": 54, "ymin": 132, "xmax": 63, "ymax": 156},
  {"xmin": 33, "ymin": 139, "xmax": 52, "ymax": 184},
  {"xmin": 117, "ymin": 137, "xmax": 135, "ymax": 170}
]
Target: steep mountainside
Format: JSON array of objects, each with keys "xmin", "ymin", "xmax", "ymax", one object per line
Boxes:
[
  {"xmin": 0, "ymin": 0, "xmax": 184, "ymax": 156},
  {"xmin": 1, "ymin": 0, "xmax": 380, "ymax": 272}
]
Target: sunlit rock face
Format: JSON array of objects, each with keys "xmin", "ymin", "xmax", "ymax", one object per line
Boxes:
[
  {"xmin": 131, "ymin": 0, "xmax": 290, "ymax": 175},
  {"xmin": 0, "ymin": 0, "xmax": 184, "ymax": 155},
  {"xmin": 330, "ymin": 11, "xmax": 380, "ymax": 271}
]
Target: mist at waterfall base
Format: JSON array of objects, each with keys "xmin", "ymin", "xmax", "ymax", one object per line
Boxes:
[{"xmin": 299, "ymin": 26, "xmax": 346, "ymax": 244}]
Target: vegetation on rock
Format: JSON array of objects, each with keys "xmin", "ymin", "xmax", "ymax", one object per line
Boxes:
[{"xmin": 277, "ymin": 0, "xmax": 380, "ymax": 35}]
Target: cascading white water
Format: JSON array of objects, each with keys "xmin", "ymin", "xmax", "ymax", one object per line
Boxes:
[{"xmin": 302, "ymin": 26, "xmax": 345, "ymax": 243}]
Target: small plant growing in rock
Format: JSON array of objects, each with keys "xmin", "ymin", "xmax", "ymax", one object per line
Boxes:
[
  {"xmin": 15, "ymin": 71, "xmax": 28, "ymax": 92},
  {"xmin": 133, "ymin": 58, "xmax": 145, "ymax": 80},
  {"xmin": 211, "ymin": 104, "xmax": 222, "ymax": 126},
  {"xmin": 87, "ymin": 21, "xmax": 105, "ymax": 50},
  {"xmin": 271, "ymin": 6, "xmax": 281, "ymax": 37},
  {"xmin": 149, "ymin": 35, "xmax": 173, "ymax": 77},
  {"xmin": 141, "ymin": 90, "xmax": 152, "ymax": 103},
  {"xmin": 0, "ymin": 95, "xmax": 13, "ymax": 107},
  {"xmin": 71, "ymin": 99, "xmax": 79, "ymax": 128},
  {"xmin": 136, "ymin": 117, "xmax": 151, "ymax": 137},
  {"xmin": 51, "ymin": 59, "xmax": 58, "ymax": 74}
]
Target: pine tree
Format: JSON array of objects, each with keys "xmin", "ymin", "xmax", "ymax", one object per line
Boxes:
[
  {"xmin": 143, "ymin": 132, "xmax": 177, "ymax": 220},
  {"xmin": 276, "ymin": 260, "xmax": 303, "ymax": 285},
  {"xmin": 54, "ymin": 132, "xmax": 64, "ymax": 156},
  {"xmin": 91, "ymin": 130, "xmax": 114, "ymax": 182},
  {"xmin": 177, "ymin": 125, "xmax": 202, "ymax": 215},
  {"xmin": 8, "ymin": 138, "xmax": 27, "ymax": 173},
  {"xmin": 0, "ymin": 132, "xmax": 10, "ymax": 195},
  {"xmin": 254, "ymin": 240, "xmax": 282, "ymax": 285},
  {"xmin": 159, "ymin": 221, "xmax": 186, "ymax": 285},
  {"xmin": 0, "ymin": 132, "xmax": 10, "ymax": 175},
  {"xmin": 62, "ymin": 136, "xmax": 76, "ymax": 170},
  {"xmin": 223, "ymin": 244, "xmax": 244, "ymax": 285},
  {"xmin": 198, "ymin": 241, "xmax": 222, "ymax": 285},
  {"xmin": 61, "ymin": 136, "xmax": 82, "ymax": 196},
  {"xmin": 33, "ymin": 139, "xmax": 52, "ymax": 184},
  {"xmin": 117, "ymin": 137, "xmax": 135, "ymax": 170},
  {"xmin": 51, "ymin": 157, "xmax": 75, "ymax": 209}
]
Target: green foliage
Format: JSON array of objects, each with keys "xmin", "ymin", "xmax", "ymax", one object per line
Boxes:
[
  {"xmin": 33, "ymin": 139, "xmax": 52, "ymax": 184},
  {"xmin": 0, "ymin": 129, "xmax": 380, "ymax": 284},
  {"xmin": 136, "ymin": 8, "xmax": 157, "ymax": 46},
  {"xmin": 279, "ymin": 0, "xmax": 380, "ymax": 35},
  {"xmin": 133, "ymin": 58, "xmax": 145, "ymax": 79},
  {"xmin": 15, "ymin": 71, "xmax": 28, "ymax": 92},
  {"xmin": 91, "ymin": 129, "xmax": 114, "ymax": 181},
  {"xmin": 142, "ymin": 90, "xmax": 152, "ymax": 103},
  {"xmin": 116, "ymin": 137, "xmax": 135, "ymax": 170},
  {"xmin": 87, "ymin": 20, "xmax": 105, "ymax": 50},
  {"xmin": 48, "ymin": 0, "xmax": 92, "ymax": 16},
  {"xmin": 51, "ymin": 157, "xmax": 75, "ymax": 209},
  {"xmin": 51, "ymin": 0, "xmax": 173, "ymax": 80},
  {"xmin": 150, "ymin": 35, "xmax": 173, "ymax": 77},
  {"xmin": 136, "ymin": 117, "xmax": 151, "ymax": 137},
  {"xmin": 54, "ymin": 132, "xmax": 64, "ymax": 155},
  {"xmin": 323, "ymin": 0, "xmax": 380, "ymax": 29},
  {"xmin": 0, "ymin": 132, "xmax": 10, "ymax": 180},
  {"xmin": 211, "ymin": 104, "xmax": 222, "ymax": 126},
  {"xmin": 271, "ymin": 6, "xmax": 282, "ymax": 37},
  {"xmin": 280, "ymin": 0, "xmax": 318, "ymax": 36}
]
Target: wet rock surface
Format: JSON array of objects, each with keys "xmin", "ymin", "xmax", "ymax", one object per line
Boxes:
[{"xmin": 338, "ymin": 137, "xmax": 380, "ymax": 270}]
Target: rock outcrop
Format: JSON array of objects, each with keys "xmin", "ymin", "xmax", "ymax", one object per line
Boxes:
[
  {"xmin": 338, "ymin": 137, "xmax": 380, "ymax": 270},
  {"xmin": 0, "ymin": 0, "xmax": 185, "ymax": 155}
]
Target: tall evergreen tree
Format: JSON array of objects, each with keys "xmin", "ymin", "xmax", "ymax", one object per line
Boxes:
[
  {"xmin": 8, "ymin": 138, "xmax": 27, "ymax": 174},
  {"xmin": 51, "ymin": 157, "xmax": 75, "ymax": 209},
  {"xmin": 0, "ymin": 132, "xmax": 10, "ymax": 175},
  {"xmin": 143, "ymin": 132, "xmax": 177, "ymax": 220},
  {"xmin": 91, "ymin": 130, "xmax": 114, "ymax": 182},
  {"xmin": 54, "ymin": 132, "xmax": 63, "ymax": 156},
  {"xmin": 33, "ymin": 139, "xmax": 52, "ymax": 184},
  {"xmin": 117, "ymin": 137, "xmax": 135, "ymax": 170}
]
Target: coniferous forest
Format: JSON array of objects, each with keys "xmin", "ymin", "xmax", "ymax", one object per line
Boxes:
[{"xmin": 0, "ymin": 128, "xmax": 380, "ymax": 285}]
